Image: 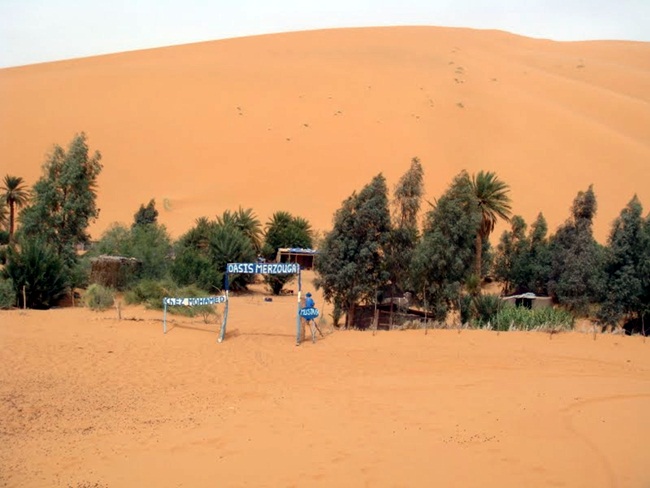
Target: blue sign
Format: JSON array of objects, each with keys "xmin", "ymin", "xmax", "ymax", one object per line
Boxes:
[
  {"xmin": 299, "ymin": 307, "xmax": 319, "ymax": 320},
  {"xmin": 227, "ymin": 262, "xmax": 300, "ymax": 274},
  {"xmin": 164, "ymin": 296, "xmax": 226, "ymax": 307}
]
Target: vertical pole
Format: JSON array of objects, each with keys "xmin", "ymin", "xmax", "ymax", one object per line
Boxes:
[
  {"xmin": 163, "ymin": 299, "xmax": 167, "ymax": 334},
  {"xmin": 296, "ymin": 267, "xmax": 302, "ymax": 346},
  {"xmin": 423, "ymin": 285, "xmax": 428, "ymax": 335},
  {"xmin": 218, "ymin": 273, "xmax": 229, "ymax": 343}
]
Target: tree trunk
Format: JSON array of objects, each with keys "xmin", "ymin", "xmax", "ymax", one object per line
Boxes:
[
  {"xmin": 8, "ymin": 203, "xmax": 15, "ymax": 241},
  {"xmin": 348, "ymin": 303, "xmax": 356, "ymax": 330},
  {"xmin": 389, "ymin": 282, "xmax": 395, "ymax": 327},
  {"xmin": 475, "ymin": 233, "xmax": 483, "ymax": 280}
]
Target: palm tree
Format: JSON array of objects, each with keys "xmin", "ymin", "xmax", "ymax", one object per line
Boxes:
[
  {"xmin": 0, "ymin": 201, "xmax": 7, "ymax": 232},
  {"xmin": 217, "ymin": 207, "xmax": 263, "ymax": 253},
  {"xmin": 470, "ymin": 171, "xmax": 512, "ymax": 280},
  {"xmin": 1, "ymin": 175, "xmax": 30, "ymax": 242}
]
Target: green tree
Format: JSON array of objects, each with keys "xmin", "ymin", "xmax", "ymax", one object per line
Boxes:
[
  {"xmin": 548, "ymin": 185, "xmax": 605, "ymax": 314},
  {"xmin": 0, "ymin": 201, "xmax": 8, "ymax": 245},
  {"xmin": 208, "ymin": 223, "xmax": 257, "ymax": 291},
  {"xmin": 385, "ymin": 157, "xmax": 424, "ymax": 322},
  {"xmin": 91, "ymin": 223, "xmax": 132, "ymax": 255},
  {"xmin": 470, "ymin": 171, "xmax": 512, "ymax": 280},
  {"xmin": 494, "ymin": 215, "xmax": 529, "ymax": 295},
  {"xmin": 410, "ymin": 171, "xmax": 481, "ymax": 321},
  {"xmin": 1, "ymin": 175, "xmax": 30, "ymax": 242},
  {"xmin": 0, "ymin": 277, "xmax": 15, "ymax": 309},
  {"xmin": 171, "ymin": 218, "xmax": 221, "ymax": 291},
  {"xmin": 0, "ymin": 201, "xmax": 8, "ymax": 231},
  {"xmin": 262, "ymin": 211, "xmax": 313, "ymax": 261},
  {"xmin": 133, "ymin": 199, "xmax": 158, "ymax": 227},
  {"xmin": 172, "ymin": 216, "xmax": 256, "ymax": 292},
  {"xmin": 129, "ymin": 223, "xmax": 172, "ymax": 280},
  {"xmin": 92, "ymin": 220, "xmax": 172, "ymax": 282},
  {"xmin": 598, "ymin": 196, "xmax": 649, "ymax": 327},
  {"xmin": 527, "ymin": 213, "xmax": 552, "ymax": 295},
  {"xmin": 494, "ymin": 213, "xmax": 551, "ymax": 295},
  {"xmin": 216, "ymin": 207, "xmax": 263, "ymax": 254},
  {"xmin": 3, "ymin": 238, "xmax": 68, "ymax": 309},
  {"xmin": 19, "ymin": 133, "xmax": 102, "ymax": 265},
  {"xmin": 262, "ymin": 211, "xmax": 313, "ymax": 295},
  {"xmin": 315, "ymin": 174, "xmax": 391, "ymax": 327},
  {"xmin": 392, "ymin": 157, "xmax": 424, "ymax": 230}
]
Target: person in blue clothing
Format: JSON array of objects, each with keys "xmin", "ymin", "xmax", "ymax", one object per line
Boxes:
[{"xmin": 301, "ymin": 292, "xmax": 322, "ymax": 343}]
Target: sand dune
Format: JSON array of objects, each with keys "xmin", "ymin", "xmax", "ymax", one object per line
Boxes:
[
  {"xmin": 1, "ymin": 272, "xmax": 649, "ymax": 487},
  {"xmin": 1, "ymin": 27, "xmax": 649, "ymax": 242}
]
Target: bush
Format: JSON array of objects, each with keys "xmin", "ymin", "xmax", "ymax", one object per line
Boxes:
[
  {"xmin": 91, "ymin": 222, "xmax": 172, "ymax": 281},
  {"xmin": 489, "ymin": 304, "xmax": 574, "ymax": 331},
  {"xmin": 126, "ymin": 279, "xmax": 222, "ymax": 322},
  {"xmin": 84, "ymin": 284, "xmax": 115, "ymax": 311},
  {"xmin": 472, "ymin": 294, "xmax": 503, "ymax": 327},
  {"xmin": 69, "ymin": 255, "xmax": 92, "ymax": 289},
  {"xmin": 0, "ymin": 246, "xmax": 7, "ymax": 265},
  {"xmin": 459, "ymin": 294, "xmax": 473, "ymax": 325},
  {"xmin": 171, "ymin": 284, "xmax": 222, "ymax": 322},
  {"xmin": 170, "ymin": 247, "xmax": 223, "ymax": 292},
  {"xmin": 125, "ymin": 279, "xmax": 177, "ymax": 309},
  {"xmin": 3, "ymin": 239, "xmax": 69, "ymax": 309},
  {"xmin": 264, "ymin": 273, "xmax": 295, "ymax": 295},
  {"xmin": 0, "ymin": 278, "xmax": 16, "ymax": 309},
  {"xmin": 0, "ymin": 230, "xmax": 9, "ymax": 246}
]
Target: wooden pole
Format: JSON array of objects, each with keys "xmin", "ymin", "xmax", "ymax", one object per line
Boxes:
[
  {"xmin": 373, "ymin": 288, "xmax": 378, "ymax": 336},
  {"xmin": 423, "ymin": 285, "xmax": 428, "ymax": 335}
]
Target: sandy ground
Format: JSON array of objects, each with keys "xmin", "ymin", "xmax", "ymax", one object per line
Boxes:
[
  {"xmin": 1, "ymin": 27, "xmax": 649, "ymax": 242},
  {"xmin": 1, "ymin": 272, "xmax": 649, "ymax": 488}
]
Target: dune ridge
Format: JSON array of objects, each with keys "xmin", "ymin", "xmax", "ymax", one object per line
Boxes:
[{"xmin": 1, "ymin": 26, "xmax": 649, "ymax": 242}]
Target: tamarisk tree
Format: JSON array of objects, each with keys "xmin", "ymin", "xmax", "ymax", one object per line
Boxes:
[
  {"xmin": 315, "ymin": 174, "xmax": 391, "ymax": 328},
  {"xmin": 410, "ymin": 171, "xmax": 481, "ymax": 321},
  {"xmin": 20, "ymin": 133, "xmax": 102, "ymax": 265},
  {"xmin": 598, "ymin": 195, "xmax": 650, "ymax": 329}
]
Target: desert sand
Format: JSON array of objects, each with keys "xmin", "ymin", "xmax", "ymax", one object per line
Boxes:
[
  {"xmin": 1, "ymin": 27, "xmax": 649, "ymax": 242},
  {"xmin": 1, "ymin": 271, "xmax": 649, "ymax": 487}
]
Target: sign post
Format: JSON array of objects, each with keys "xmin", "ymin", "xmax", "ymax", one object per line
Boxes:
[
  {"xmin": 221, "ymin": 262, "xmax": 302, "ymax": 344},
  {"xmin": 162, "ymin": 295, "xmax": 227, "ymax": 338}
]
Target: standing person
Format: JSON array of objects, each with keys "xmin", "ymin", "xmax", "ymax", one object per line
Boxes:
[{"xmin": 301, "ymin": 292, "xmax": 321, "ymax": 343}]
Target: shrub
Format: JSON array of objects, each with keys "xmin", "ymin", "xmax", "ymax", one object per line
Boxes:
[
  {"xmin": 124, "ymin": 280, "xmax": 222, "ymax": 322},
  {"xmin": 0, "ymin": 230, "xmax": 9, "ymax": 246},
  {"xmin": 84, "ymin": 284, "xmax": 115, "ymax": 311},
  {"xmin": 264, "ymin": 274, "xmax": 295, "ymax": 295},
  {"xmin": 125, "ymin": 279, "xmax": 177, "ymax": 309},
  {"xmin": 459, "ymin": 294, "xmax": 473, "ymax": 325},
  {"xmin": 3, "ymin": 239, "xmax": 69, "ymax": 309},
  {"xmin": 489, "ymin": 304, "xmax": 574, "ymax": 331},
  {"xmin": 472, "ymin": 294, "xmax": 503, "ymax": 327},
  {"xmin": 0, "ymin": 277, "xmax": 16, "ymax": 309},
  {"xmin": 171, "ymin": 284, "xmax": 222, "ymax": 322}
]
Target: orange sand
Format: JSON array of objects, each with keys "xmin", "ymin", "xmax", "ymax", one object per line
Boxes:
[
  {"xmin": 1, "ymin": 272, "xmax": 649, "ymax": 487},
  {"xmin": 1, "ymin": 27, "xmax": 649, "ymax": 242}
]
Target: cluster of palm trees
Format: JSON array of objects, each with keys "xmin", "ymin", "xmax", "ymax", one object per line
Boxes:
[
  {"xmin": 0, "ymin": 169, "xmax": 513, "ymax": 278},
  {"xmin": 0, "ymin": 175, "xmax": 29, "ymax": 242}
]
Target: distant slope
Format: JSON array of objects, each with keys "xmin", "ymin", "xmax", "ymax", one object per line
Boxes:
[{"xmin": 1, "ymin": 26, "xmax": 649, "ymax": 242}]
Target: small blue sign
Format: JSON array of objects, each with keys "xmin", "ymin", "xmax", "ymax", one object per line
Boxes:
[{"xmin": 299, "ymin": 307, "xmax": 319, "ymax": 320}]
